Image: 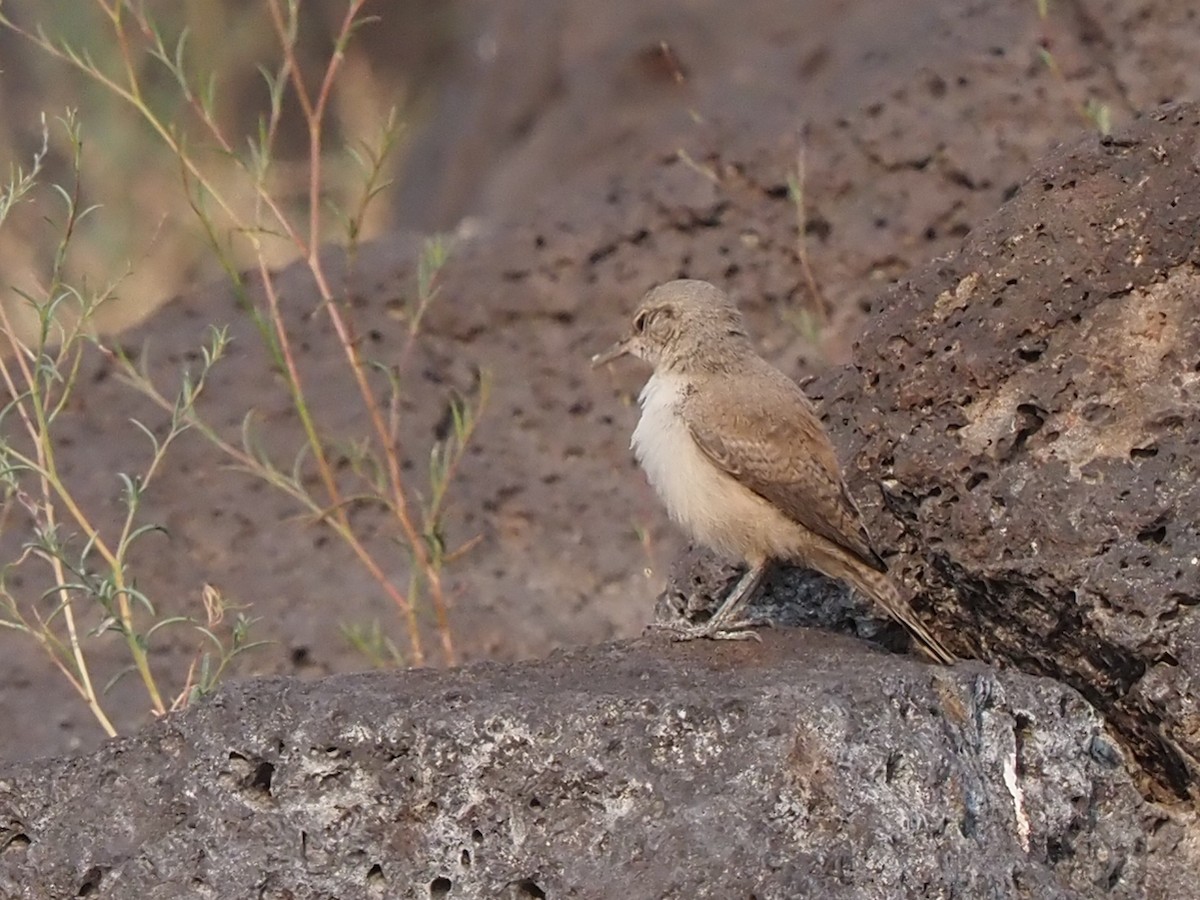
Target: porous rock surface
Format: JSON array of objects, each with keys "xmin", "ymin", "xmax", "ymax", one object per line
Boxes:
[
  {"xmin": 804, "ymin": 102, "xmax": 1200, "ymax": 805},
  {"xmin": 668, "ymin": 103, "xmax": 1200, "ymax": 807},
  {"xmin": 0, "ymin": 633, "xmax": 1182, "ymax": 899}
]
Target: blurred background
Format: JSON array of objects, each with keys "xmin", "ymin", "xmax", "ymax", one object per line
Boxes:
[
  {"xmin": 0, "ymin": 0, "xmax": 1154, "ymax": 335},
  {"xmin": 0, "ymin": 0, "xmax": 463, "ymax": 332}
]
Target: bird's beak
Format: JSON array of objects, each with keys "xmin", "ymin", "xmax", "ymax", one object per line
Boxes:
[{"xmin": 591, "ymin": 336, "xmax": 632, "ymax": 368}]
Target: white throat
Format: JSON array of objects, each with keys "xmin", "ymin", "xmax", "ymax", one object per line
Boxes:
[{"xmin": 630, "ymin": 371, "xmax": 716, "ymax": 542}]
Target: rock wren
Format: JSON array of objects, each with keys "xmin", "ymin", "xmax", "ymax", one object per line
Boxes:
[{"xmin": 593, "ymin": 279, "xmax": 954, "ymax": 664}]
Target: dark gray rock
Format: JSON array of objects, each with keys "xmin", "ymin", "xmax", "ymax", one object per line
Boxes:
[
  {"xmin": 0, "ymin": 632, "xmax": 1184, "ymax": 899},
  {"xmin": 783, "ymin": 103, "xmax": 1200, "ymax": 804}
]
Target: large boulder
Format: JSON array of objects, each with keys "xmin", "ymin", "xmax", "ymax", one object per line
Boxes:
[
  {"xmin": 0, "ymin": 633, "xmax": 1187, "ymax": 899},
  {"xmin": 671, "ymin": 104, "xmax": 1200, "ymax": 804},
  {"xmin": 802, "ymin": 103, "xmax": 1200, "ymax": 803}
]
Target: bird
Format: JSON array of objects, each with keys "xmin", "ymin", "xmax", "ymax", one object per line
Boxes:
[{"xmin": 592, "ymin": 279, "xmax": 955, "ymax": 664}]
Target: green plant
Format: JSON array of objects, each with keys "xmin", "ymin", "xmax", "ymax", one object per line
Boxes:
[
  {"xmin": 0, "ymin": 0, "xmax": 413, "ymax": 338},
  {"xmin": 1, "ymin": 0, "xmax": 486, "ymax": 669},
  {"xmin": 0, "ymin": 114, "xmax": 260, "ymax": 733},
  {"xmin": 785, "ymin": 140, "xmax": 831, "ymax": 348}
]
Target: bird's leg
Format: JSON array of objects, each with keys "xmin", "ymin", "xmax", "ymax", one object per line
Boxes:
[
  {"xmin": 703, "ymin": 560, "xmax": 768, "ymax": 633},
  {"xmin": 658, "ymin": 560, "xmax": 769, "ymax": 642}
]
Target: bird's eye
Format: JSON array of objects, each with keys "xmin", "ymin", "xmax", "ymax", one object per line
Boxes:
[{"xmin": 633, "ymin": 311, "xmax": 648, "ymax": 332}]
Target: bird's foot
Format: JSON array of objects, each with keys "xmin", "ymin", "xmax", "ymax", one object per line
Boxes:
[{"xmin": 647, "ymin": 618, "xmax": 763, "ymax": 642}]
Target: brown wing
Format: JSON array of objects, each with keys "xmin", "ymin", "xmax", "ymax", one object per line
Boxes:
[{"xmin": 682, "ymin": 363, "xmax": 886, "ymax": 573}]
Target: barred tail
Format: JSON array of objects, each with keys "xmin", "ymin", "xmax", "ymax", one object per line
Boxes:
[{"xmin": 850, "ymin": 566, "xmax": 957, "ymax": 665}]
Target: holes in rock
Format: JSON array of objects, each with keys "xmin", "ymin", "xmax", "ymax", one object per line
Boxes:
[
  {"xmin": 1010, "ymin": 403, "xmax": 1046, "ymax": 456},
  {"xmin": 884, "ymin": 751, "xmax": 901, "ymax": 783},
  {"xmin": 1046, "ymin": 837, "xmax": 1071, "ymax": 864},
  {"xmin": 528, "ymin": 796, "xmax": 543, "ymax": 810},
  {"xmin": 805, "ymin": 217, "xmax": 832, "ymax": 240},
  {"xmin": 1013, "ymin": 714, "xmax": 1032, "ymax": 777},
  {"xmin": 1088, "ymin": 735, "xmax": 1123, "ymax": 768},
  {"xmin": 587, "ymin": 243, "xmax": 618, "ymax": 265},
  {"xmin": 1107, "ymin": 858, "xmax": 1127, "ymax": 889},
  {"xmin": 472, "ymin": 829, "xmax": 484, "ymax": 844},
  {"xmin": 1130, "ymin": 445, "xmax": 1158, "ymax": 459},
  {"xmin": 512, "ymin": 879, "xmax": 548, "ymax": 899},
  {"xmin": 2, "ymin": 832, "xmax": 31, "ymax": 855},
  {"xmin": 1137, "ymin": 525, "xmax": 1167, "ymax": 545},
  {"xmin": 1167, "ymin": 591, "xmax": 1200, "ymax": 610},
  {"xmin": 1016, "ymin": 347, "xmax": 1043, "ymax": 362},
  {"xmin": 77, "ymin": 867, "xmax": 106, "ymax": 896},
  {"xmin": 462, "ymin": 849, "xmax": 472, "ymax": 867},
  {"xmin": 966, "ymin": 471, "xmax": 989, "ymax": 491},
  {"xmin": 430, "ymin": 876, "xmax": 453, "ymax": 898},
  {"xmin": 226, "ymin": 752, "xmax": 276, "ymax": 800},
  {"xmin": 251, "ymin": 760, "xmax": 275, "ymax": 796},
  {"xmin": 367, "ymin": 864, "xmax": 385, "ymax": 884}
]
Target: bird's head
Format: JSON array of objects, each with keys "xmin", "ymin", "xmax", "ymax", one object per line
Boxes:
[{"xmin": 591, "ymin": 279, "xmax": 751, "ymax": 374}]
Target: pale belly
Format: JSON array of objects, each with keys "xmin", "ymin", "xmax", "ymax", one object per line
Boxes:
[{"xmin": 631, "ymin": 372, "xmax": 805, "ymax": 562}]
